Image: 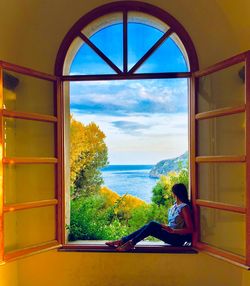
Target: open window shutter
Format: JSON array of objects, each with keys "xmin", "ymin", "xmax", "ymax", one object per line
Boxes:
[
  {"xmin": 0, "ymin": 61, "xmax": 63, "ymax": 262},
  {"xmin": 191, "ymin": 51, "xmax": 250, "ymax": 266}
]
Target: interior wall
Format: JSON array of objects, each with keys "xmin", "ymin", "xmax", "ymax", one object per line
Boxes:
[
  {"xmin": 0, "ymin": 0, "xmax": 249, "ymax": 74},
  {"xmin": 242, "ymin": 270, "xmax": 250, "ymax": 286},
  {"xmin": 0, "ymin": 262, "xmax": 19, "ymax": 286},
  {"xmin": 17, "ymin": 250, "xmax": 243, "ymax": 286}
]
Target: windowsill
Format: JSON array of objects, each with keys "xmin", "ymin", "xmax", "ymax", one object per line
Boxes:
[
  {"xmin": 57, "ymin": 241, "xmax": 250, "ymax": 269},
  {"xmin": 58, "ymin": 240, "xmax": 197, "ymax": 254}
]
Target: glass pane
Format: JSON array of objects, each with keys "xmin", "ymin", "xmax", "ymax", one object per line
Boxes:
[
  {"xmin": 4, "ymin": 118, "xmax": 55, "ymax": 157},
  {"xmin": 197, "ymin": 113, "xmax": 245, "ymax": 156},
  {"xmin": 128, "ymin": 22, "xmax": 164, "ymax": 71},
  {"xmin": 197, "ymin": 63, "xmax": 245, "ymax": 113},
  {"xmin": 4, "ymin": 206, "xmax": 56, "ymax": 253},
  {"xmin": 137, "ymin": 36, "xmax": 188, "ymax": 73},
  {"xmin": 198, "ymin": 163, "xmax": 245, "ymax": 206},
  {"xmin": 200, "ymin": 207, "xmax": 245, "ymax": 256},
  {"xmin": 89, "ymin": 24, "xmax": 123, "ymax": 71},
  {"xmin": 70, "ymin": 40, "xmax": 115, "ymax": 75},
  {"xmin": 4, "ymin": 164, "xmax": 55, "ymax": 204},
  {"xmin": 3, "ymin": 70, "xmax": 55, "ymax": 115},
  {"xmin": 81, "ymin": 12, "xmax": 123, "ymax": 71}
]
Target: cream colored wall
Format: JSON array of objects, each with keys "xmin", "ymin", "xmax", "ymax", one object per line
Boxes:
[
  {"xmin": 0, "ymin": 262, "xmax": 18, "ymax": 286},
  {"xmin": 242, "ymin": 270, "xmax": 250, "ymax": 286},
  {"xmin": 17, "ymin": 250, "xmax": 243, "ymax": 286},
  {"xmin": 0, "ymin": 0, "xmax": 249, "ymax": 74},
  {"xmin": 0, "ymin": 0, "xmax": 250, "ymax": 286}
]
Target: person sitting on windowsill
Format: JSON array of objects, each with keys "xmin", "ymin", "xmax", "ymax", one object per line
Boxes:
[{"xmin": 106, "ymin": 183, "xmax": 194, "ymax": 251}]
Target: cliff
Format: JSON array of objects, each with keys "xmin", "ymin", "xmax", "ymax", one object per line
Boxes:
[{"xmin": 149, "ymin": 151, "xmax": 188, "ymax": 178}]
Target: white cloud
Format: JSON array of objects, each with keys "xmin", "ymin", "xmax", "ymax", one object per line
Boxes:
[
  {"xmin": 70, "ymin": 79, "xmax": 188, "ymax": 112},
  {"xmin": 72, "ymin": 111, "xmax": 188, "ymax": 164}
]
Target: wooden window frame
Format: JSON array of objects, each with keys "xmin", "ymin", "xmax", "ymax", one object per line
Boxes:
[
  {"xmin": 0, "ymin": 60, "xmax": 63, "ymax": 262},
  {"xmin": 191, "ymin": 50, "xmax": 250, "ymax": 266}
]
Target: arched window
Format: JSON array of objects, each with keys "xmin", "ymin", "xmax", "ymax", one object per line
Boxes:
[
  {"xmin": 55, "ymin": 1, "xmax": 198, "ymax": 250},
  {"xmin": 55, "ymin": 2, "xmax": 198, "ymax": 77}
]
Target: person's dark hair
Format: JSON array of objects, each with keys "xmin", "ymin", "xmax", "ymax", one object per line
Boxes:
[{"xmin": 172, "ymin": 183, "xmax": 191, "ymax": 207}]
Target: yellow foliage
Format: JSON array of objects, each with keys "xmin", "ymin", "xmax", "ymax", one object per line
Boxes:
[
  {"xmin": 121, "ymin": 194, "xmax": 146, "ymax": 210},
  {"xmin": 118, "ymin": 194, "xmax": 146, "ymax": 218},
  {"xmin": 100, "ymin": 186, "xmax": 120, "ymax": 205},
  {"xmin": 70, "ymin": 116, "xmax": 86, "ymax": 183},
  {"xmin": 100, "ymin": 186, "xmax": 147, "ymax": 217},
  {"xmin": 70, "ymin": 116, "xmax": 107, "ymax": 185},
  {"xmin": 100, "ymin": 186, "xmax": 147, "ymax": 215}
]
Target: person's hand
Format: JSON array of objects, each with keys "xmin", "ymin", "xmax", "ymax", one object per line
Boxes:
[{"xmin": 161, "ymin": 224, "xmax": 174, "ymax": 233}]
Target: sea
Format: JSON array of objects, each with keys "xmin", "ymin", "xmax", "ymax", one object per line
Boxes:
[{"xmin": 101, "ymin": 165, "xmax": 158, "ymax": 203}]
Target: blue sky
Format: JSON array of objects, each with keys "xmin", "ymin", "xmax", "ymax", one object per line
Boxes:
[{"xmin": 70, "ymin": 23, "xmax": 189, "ymax": 165}]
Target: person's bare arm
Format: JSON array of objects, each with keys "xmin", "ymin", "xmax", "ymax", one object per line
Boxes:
[{"xmin": 161, "ymin": 206, "xmax": 193, "ymax": 235}]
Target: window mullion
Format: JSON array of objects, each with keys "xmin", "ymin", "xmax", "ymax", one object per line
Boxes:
[
  {"xmin": 245, "ymin": 51, "xmax": 250, "ymax": 266},
  {"xmin": 2, "ymin": 110, "xmax": 57, "ymax": 123},
  {"xmin": 123, "ymin": 10, "xmax": 128, "ymax": 73},
  {"xmin": 4, "ymin": 199, "xmax": 58, "ymax": 212},
  {"xmin": 56, "ymin": 79, "xmax": 65, "ymax": 245},
  {"xmin": 190, "ymin": 74, "xmax": 199, "ymax": 246},
  {"xmin": 195, "ymin": 105, "xmax": 246, "ymax": 120},
  {"xmin": 4, "ymin": 240, "xmax": 59, "ymax": 262},
  {"xmin": 0, "ymin": 63, "xmax": 4, "ymax": 262}
]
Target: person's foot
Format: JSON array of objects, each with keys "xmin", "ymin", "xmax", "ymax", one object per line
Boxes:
[
  {"xmin": 105, "ymin": 240, "xmax": 123, "ymax": 248},
  {"xmin": 116, "ymin": 240, "xmax": 135, "ymax": 252}
]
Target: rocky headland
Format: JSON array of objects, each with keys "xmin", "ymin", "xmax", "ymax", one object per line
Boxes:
[{"xmin": 149, "ymin": 151, "xmax": 188, "ymax": 178}]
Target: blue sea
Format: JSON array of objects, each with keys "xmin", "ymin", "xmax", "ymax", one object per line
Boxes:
[{"xmin": 101, "ymin": 165, "xmax": 158, "ymax": 203}]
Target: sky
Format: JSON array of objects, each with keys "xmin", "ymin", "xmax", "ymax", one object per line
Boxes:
[{"xmin": 70, "ymin": 23, "xmax": 189, "ymax": 165}]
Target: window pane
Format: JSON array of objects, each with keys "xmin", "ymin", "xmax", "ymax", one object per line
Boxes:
[
  {"xmin": 128, "ymin": 22, "xmax": 164, "ymax": 71},
  {"xmin": 200, "ymin": 207, "xmax": 245, "ymax": 256},
  {"xmin": 4, "ymin": 164, "xmax": 55, "ymax": 204},
  {"xmin": 198, "ymin": 163, "xmax": 245, "ymax": 206},
  {"xmin": 197, "ymin": 113, "xmax": 245, "ymax": 156},
  {"xmin": 4, "ymin": 206, "xmax": 56, "ymax": 253},
  {"xmin": 136, "ymin": 36, "xmax": 188, "ymax": 73},
  {"xmin": 128, "ymin": 12, "xmax": 169, "ymax": 72},
  {"xmin": 70, "ymin": 40, "xmax": 115, "ymax": 75},
  {"xmin": 3, "ymin": 70, "xmax": 55, "ymax": 115},
  {"xmin": 197, "ymin": 63, "xmax": 245, "ymax": 113},
  {"xmin": 81, "ymin": 13, "xmax": 123, "ymax": 71},
  {"xmin": 89, "ymin": 24, "xmax": 123, "ymax": 71},
  {"xmin": 4, "ymin": 118, "xmax": 55, "ymax": 157}
]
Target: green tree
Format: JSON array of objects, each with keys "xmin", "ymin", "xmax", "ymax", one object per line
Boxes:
[
  {"xmin": 68, "ymin": 193, "xmax": 129, "ymax": 241},
  {"xmin": 151, "ymin": 166, "xmax": 189, "ymax": 207},
  {"xmin": 152, "ymin": 176, "xmax": 169, "ymax": 206}
]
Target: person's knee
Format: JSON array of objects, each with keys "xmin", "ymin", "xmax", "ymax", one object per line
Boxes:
[{"xmin": 148, "ymin": 221, "xmax": 160, "ymax": 230}]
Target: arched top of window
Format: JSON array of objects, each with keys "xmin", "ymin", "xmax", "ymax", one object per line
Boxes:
[{"xmin": 55, "ymin": 1, "xmax": 198, "ymax": 76}]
